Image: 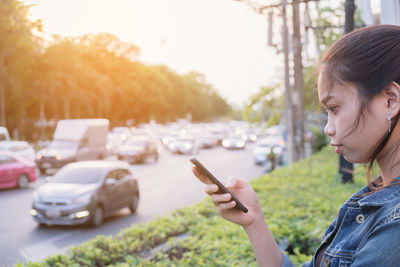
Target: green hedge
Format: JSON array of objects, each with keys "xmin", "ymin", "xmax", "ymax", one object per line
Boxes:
[{"xmin": 19, "ymin": 147, "xmax": 366, "ymax": 266}]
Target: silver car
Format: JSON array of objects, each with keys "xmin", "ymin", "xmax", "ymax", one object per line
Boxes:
[{"xmin": 31, "ymin": 160, "xmax": 139, "ymax": 227}]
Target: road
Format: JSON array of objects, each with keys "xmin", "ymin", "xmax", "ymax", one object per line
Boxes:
[{"xmin": 0, "ymin": 143, "xmax": 265, "ymax": 266}]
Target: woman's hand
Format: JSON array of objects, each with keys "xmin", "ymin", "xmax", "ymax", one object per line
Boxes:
[
  {"xmin": 192, "ymin": 166, "xmax": 263, "ymax": 228},
  {"xmin": 193, "ymin": 166, "xmax": 284, "ymax": 267}
]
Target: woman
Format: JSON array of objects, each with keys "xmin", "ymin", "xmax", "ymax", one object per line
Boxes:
[{"xmin": 192, "ymin": 25, "xmax": 400, "ymax": 267}]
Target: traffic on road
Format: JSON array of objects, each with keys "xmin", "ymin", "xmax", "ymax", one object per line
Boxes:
[{"xmin": 0, "ymin": 119, "xmax": 287, "ymax": 266}]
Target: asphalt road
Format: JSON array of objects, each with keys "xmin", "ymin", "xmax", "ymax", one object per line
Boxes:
[{"xmin": 0, "ymin": 143, "xmax": 265, "ymax": 267}]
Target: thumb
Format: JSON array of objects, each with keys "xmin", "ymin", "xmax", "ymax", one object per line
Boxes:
[{"xmin": 225, "ymin": 177, "xmax": 247, "ymax": 189}]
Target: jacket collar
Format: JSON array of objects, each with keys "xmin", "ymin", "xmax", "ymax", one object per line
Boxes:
[{"xmin": 356, "ymin": 176, "xmax": 400, "ymax": 208}]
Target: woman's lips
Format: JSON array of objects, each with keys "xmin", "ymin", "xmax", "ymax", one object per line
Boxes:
[{"xmin": 334, "ymin": 145, "xmax": 343, "ymax": 154}]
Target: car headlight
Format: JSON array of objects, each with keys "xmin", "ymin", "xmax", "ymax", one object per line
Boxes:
[
  {"xmin": 184, "ymin": 143, "xmax": 192, "ymax": 149},
  {"xmin": 72, "ymin": 193, "xmax": 92, "ymax": 205},
  {"xmin": 222, "ymin": 140, "xmax": 230, "ymax": 147},
  {"xmin": 36, "ymin": 154, "xmax": 42, "ymax": 160},
  {"xmin": 168, "ymin": 143, "xmax": 176, "ymax": 149},
  {"xmin": 55, "ymin": 154, "xmax": 62, "ymax": 160}
]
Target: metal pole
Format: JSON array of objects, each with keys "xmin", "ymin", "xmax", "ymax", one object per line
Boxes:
[
  {"xmin": 344, "ymin": 0, "xmax": 356, "ymax": 34},
  {"xmin": 339, "ymin": 0, "xmax": 355, "ymax": 183},
  {"xmin": 282, "ymin": 0, "xmax": 295, "ymax": 164},
  {"xmin": 292, "ymin": 0, "xmax": 305, "ymax": 160},
  {"xmin": 0, "ymin": 83, "xmax": 4, "ymax": 126},
  {"xmin": 0, "ymin": 53, "xmax": 5, "ymax": 126}
]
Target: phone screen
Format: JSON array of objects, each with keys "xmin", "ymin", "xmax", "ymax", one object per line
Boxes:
[{"xmin": 190, "ymin": 157, "xmax": 248, "ymax": 213}]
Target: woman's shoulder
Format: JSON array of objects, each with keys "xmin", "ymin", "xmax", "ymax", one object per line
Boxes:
[{"xmin": 360, "ymin": 184, "xmax": 400, "ymax": 224}]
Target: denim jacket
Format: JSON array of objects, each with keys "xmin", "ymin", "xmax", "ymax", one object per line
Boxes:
[{"xmin": 281, "ymin": 180, "xmax": 400, "ymax": 267}]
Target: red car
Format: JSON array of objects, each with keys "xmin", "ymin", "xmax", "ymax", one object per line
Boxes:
[{"xmin": 0, "ymin": 151, "xmax": 37, "ymax": 189}]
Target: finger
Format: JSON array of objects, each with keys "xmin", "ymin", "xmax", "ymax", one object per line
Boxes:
[
  {"xmin": 211, "ymin": 193, "xmax": 231, "ymax": 203},
  {"xmin": 216, "ymin": 201, "xmax": 236, "ymax": 212},
  {"xmin": 192, "ymin": 166, "xmax": 213, "ymax": 184},
  {"xmin": 205, "ymin": 184, "xmax": 219, "ymax": 195}
]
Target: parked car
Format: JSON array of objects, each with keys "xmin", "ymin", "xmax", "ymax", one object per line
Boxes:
[
  {"xmin": 221, "ymin": 135, "xmax": 246, "ymax": 150},
  {"xmin": 253, "ymin": 137, "xmax": 285, "ymax": 165},
  {"xmin": 36, "ymin": 119, "xmax": 109, "ymax": 174},
  {"xmin": 106, "ymin": 132, "xmax": 125, "ymax": 156},
  {"xmin": 198, "ymin": 133, "xmax": 218, "ymax": 149},
  {"xmin": 0, "ymin": 141, "xmax": 36, "ymax": 162},
  {"xmin": 31, "ymin": 160, "xmax": 139, "ymax": 227},
  {"xmin": 168, "ymin": 136, "xmax": 198, "ymax": 154},
  {"xmin": 0, "ymin": 126, "xmax": 10, "ymax": 141},
  {"xmin": 0, "ymin": 152, "xmax": 37, "ymax": 189},
  {"xmin": 117, "ymin": 137, "xmax": 158, "ymax": 164},
  {"xmin": 111, "ymin": 127, "xmax": 131, "ymax": 142}
]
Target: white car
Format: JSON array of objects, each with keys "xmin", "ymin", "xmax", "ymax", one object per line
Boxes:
[
  {"xmin": 0, "ymin": 126, "xmax": 10, "ymax": 141},
  {"xmin": 168, "ymin": 136, "xmax": 198, "ymax": 154},
  {"xmin": 0, "ymin": 141, "xmax": 36, "ymax": 162},
  {"xmin": 253, "ymin": 137, "xmax": 285, "ymax": 165},
  {"xmin": 222, "ymin": 136, "xmax": 245, "ymax": 150}
]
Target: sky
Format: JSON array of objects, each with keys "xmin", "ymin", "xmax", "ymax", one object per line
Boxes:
[{"xmin": 24, "ymin": 0, "xmax": 284, "ymax": 107}]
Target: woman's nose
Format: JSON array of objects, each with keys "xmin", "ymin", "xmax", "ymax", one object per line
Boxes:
[{"xmin": 324, "ymin": 123, "xmax": 335, "ymax": 137}]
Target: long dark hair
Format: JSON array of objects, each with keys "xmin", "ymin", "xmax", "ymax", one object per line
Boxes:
[{"xmin": 320, "ymin": 25, "xmax": 400, "ymax": 191}]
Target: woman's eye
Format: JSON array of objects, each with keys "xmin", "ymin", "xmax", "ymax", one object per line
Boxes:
[{"xmin": 326, "ymin": 107, "xmax": 337, "ymax": 113}]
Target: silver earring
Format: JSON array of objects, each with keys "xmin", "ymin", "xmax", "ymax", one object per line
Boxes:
[{"xmin": 387, "ymin": 112, "xmax": 393, "ymax": 132}]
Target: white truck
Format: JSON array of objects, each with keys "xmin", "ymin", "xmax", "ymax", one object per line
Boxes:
[{"xmin": 36, "ymin": 119, "xmax": 109, "ymax": 174}]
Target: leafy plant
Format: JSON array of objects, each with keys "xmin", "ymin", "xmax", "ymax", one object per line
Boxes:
[{"xmin": 20, "ymin": 147, "xmax": 367, "ymax": 266}]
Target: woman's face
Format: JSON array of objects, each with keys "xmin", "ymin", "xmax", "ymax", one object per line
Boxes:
[{"xmin": 318, "ymin": 69, "xmax": 387, "ymax": 163}]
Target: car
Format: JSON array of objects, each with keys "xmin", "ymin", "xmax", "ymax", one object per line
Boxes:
[
  {"xmin": 0, "ymin": 152, "xmax": 37, "ymax": 189},
  {"xmin": 117, "ymin": 137, "xmax": 158, "ymax": 164},
  {"xmin": 198, "ymin": 133, "xmax": 218, "ymax": 149},
  {"xmin": 30, "ymin": 160, "xmax": 139, "ymax": 227},
  {"xmin": 221, "ymin": 135, "xmax": 246, "ymax": 150},
  {"xmin": 36, "ymin": 119, "xmax": 109, "ymax": 175},
  {"xmin": 253, "ymin": 137, "xmax": 285, "ymax": 165},
  {"xmin": 168, "ymin": 136, "xmax": 198, "ymax": 154},
  {"xmin": 0, "ymin": 126, "xmax": 10, "ymax": 141},
  {"xmin": 111, "ymin": 127, "xmax": 131, "ymax": 142},
  {"xmin": 106, "ymin": 132, "xmax": 125, "ymax": 156},
  {"xmin": 0, "ymin": 141, "xmax": 36, "ymax": 162}
]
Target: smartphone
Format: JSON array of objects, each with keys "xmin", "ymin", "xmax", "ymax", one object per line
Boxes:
[{"xmin": 190, "ymin": 157, "xmax": 248, "ymax": 213}]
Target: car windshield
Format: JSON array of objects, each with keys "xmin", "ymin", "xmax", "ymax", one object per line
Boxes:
[
  {"xmin": 49, "ymin": 140, "xmax": 79, "ymax": 150},
  {"xmin": 52, "ymin": 167, "xmax": 104, "ymax": 184},
  {"xmin": 125, "ymin": 139, "xmax": 146, "ymax": 147},
  {"xmin": 0, "ymin": 142, "xmax": 27, "ymax": 152},
  {"xmin": 176, "ymin": 138, "xmax": 193, "ymax": 144}
]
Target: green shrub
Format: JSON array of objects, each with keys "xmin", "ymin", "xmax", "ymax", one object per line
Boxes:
[{"xmin": 20, "ymin": 147, "xmax": 366, "ymax": 266}]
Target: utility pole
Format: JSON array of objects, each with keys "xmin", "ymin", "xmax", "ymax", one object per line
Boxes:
[
  {"xmin": 344, "ymin": 0, "xmax": 356, "ymax": 34},
  {"xmin": 234, "ymin": 0, "xmax": 317, "ymax": 164},
  {"xmin": 0, "ymin": 53, "xmax": 5, "ymax": 126},
  {"xmin": 292, "ymin": 0, "xmax": 305, "ymax": 160},
  {"xmin": 0, "ymin": 84, "xmax": 4, "ymax": 126},
  {"xmin": 339, "ymin": 0, "xmax": 356, "ymax": 183},
  {"xmin": 281, "ymin": 0, "xmax": 295, "ymax": 164}
]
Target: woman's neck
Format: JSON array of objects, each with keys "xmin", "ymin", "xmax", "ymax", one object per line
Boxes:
[{"xmin": 377, "ymin": 135, "xmax": 400, "ymax": 186}]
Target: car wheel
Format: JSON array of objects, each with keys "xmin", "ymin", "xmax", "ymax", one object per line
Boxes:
[
  {"xmin": 129, "ymin": 194, "xmax": 139, "ymax": 213},
  {"xmin": 91, "ymin": 205, "xmax": 103, "ymax": 227},
  {"xmin": 18, "ymin": 174, "xmax": 30, "ymax": 189}
]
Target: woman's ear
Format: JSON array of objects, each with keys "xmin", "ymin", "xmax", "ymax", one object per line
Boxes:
[{"xmin": 384, "ymin": 82, "xmax": 400, "ymax": 114}]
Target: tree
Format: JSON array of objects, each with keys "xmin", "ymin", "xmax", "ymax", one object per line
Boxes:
[
  {"xmin": 0, "ymin": 0, "xmax": 41, "ymax": 132},
  {"xmin": 243, "ymin": 84, "xmax": 283, "ymax": 128}
]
